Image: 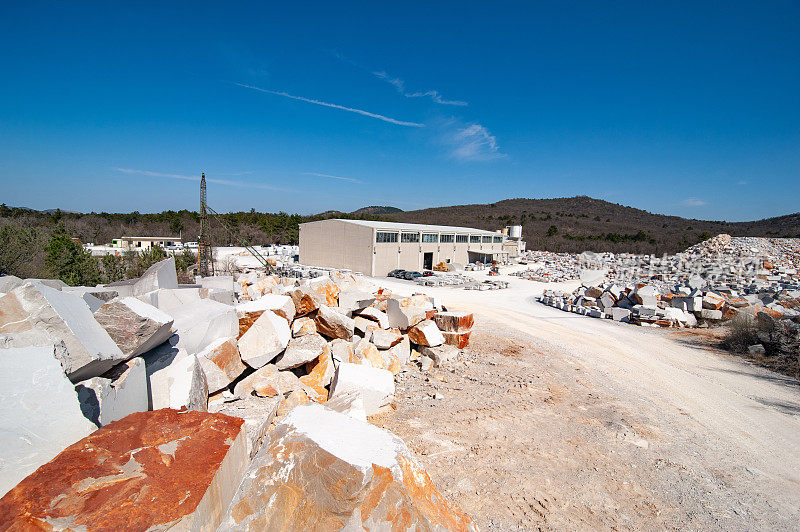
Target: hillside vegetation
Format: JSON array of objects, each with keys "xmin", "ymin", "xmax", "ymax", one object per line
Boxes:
[
  {"xmin": 2, "ymin": 198, "xmax": 799, "ymax": 279},
  {"xmin": 385, "ymin": 197, "xmax": 800, "ymax": 254}
]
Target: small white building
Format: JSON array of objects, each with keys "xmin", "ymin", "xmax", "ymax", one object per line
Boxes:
[{"xmin": 111, "ymin": 236, "xmax": 181, "ymax": 251}]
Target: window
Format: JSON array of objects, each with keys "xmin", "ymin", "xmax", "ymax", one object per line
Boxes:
[
  {"xmin": 493, "ymin": 236, "xmax": 502, "ymax": 243},
  {"xmin": 469, "ymin": 235, "xmax": 481, "ymax": 243},
  {"xmin": 456, "ymin": 234, "xmax": 469, "ymax": 243},
  {"xmin": 401, "ymin": 232, "xmax": 419, "ymax": 243},
  {"xmin": 376, "ymin": 231, "xmax": 398, "ymax": 243},
  {"xmin": 440, "ymin": 234, "xmax": 454, "ymax": 243},
  {"xmin": 482, "ymin": 236, "xmax": 492, "ymax": 243},
  {"xmin": 422, "ymin": 233, "xmax": 438, "ymax": 243}
]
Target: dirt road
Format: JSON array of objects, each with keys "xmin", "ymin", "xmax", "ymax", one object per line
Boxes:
[{"xmin": 371, "ymin": 271, "xmax": 800, "ymax": 530}]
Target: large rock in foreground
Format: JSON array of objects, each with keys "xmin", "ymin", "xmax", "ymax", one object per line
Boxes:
[
  {"xmin": 0, "ymin": 283, "xmax": 125, "ymax": 381},
  {"xmin": 218, "ymin": 402, "xmax": 476, "ymax": 531},
  {"xmin": 0, "ymin": 345, "xmax": 97, "ymax": 498},
  {"xmin": 0, "ymin": 409, "xmax": 248, "ymax": 531}
]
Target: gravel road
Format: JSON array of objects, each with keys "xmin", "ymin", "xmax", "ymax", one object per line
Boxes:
[{"xmin": 370, "ymin": 268, "xmax": 800, "ymax": 530}]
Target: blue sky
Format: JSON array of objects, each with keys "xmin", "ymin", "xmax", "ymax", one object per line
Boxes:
[{"xmin": 1, "ymin": 2, "xmax": 798, "ymax": 221}]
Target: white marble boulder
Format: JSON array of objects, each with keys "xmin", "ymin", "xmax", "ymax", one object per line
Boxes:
[
  {"xmin": 0, "ymin": 283, "xmax": 125, "ymax": 382},
  {"xmin": 237, "ymin": 310, "xmax": 291, "ymax": 368},
  {"xmin": 329, "ymin": 362, "xmax": 394, "ymax": 416},
  {"xmin": 0, "ymin": 345, "xmax": 97, "ymax": 498},
  {"xmin": 169, "ymin": 299, "xmax": 238, "ymax": 356},
  {"xmin": 132, "ymin": 257, "xmax": 179, "ymax": 296},
  {"xmin": 75, "ymin": 357, "xmax": 148, "ymax": 427}
]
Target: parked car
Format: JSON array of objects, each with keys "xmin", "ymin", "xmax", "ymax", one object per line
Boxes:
[
  {"xmin": 421, "ymin": 270, "xmax": 435, "ymax": 277},
  {"xmin": 388, "ymin": 269, "xmax": 406, "ymax": 278},
  {"xmin": 403, "ymin": 271, "xmax": 423, "ymax": 280}
]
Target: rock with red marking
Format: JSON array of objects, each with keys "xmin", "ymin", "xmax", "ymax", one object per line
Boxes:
[
  {"xmin": 442, "ymin": 331, "xmax": 472, "ymax": 349},
  {"xmin": 0, "ymin": 408, "xmax": 248, "ymax": 531},
  {"xmin": 299, "ymin": 277, "xmax": 340, "ymax": 307},
  {"xmin": 196, "ymin": 336, "xmax": 247, "ymax": 393},
  {"xmin": 408, "ymin": 320, "xmax": 445, "ymax": 347},
  {"xmin": 434, "ymin": 311, "xmax": 475, "ymax": 333},
  {"xmin": 238, "ymin": 310, "xmax": 291, "ymax": 368},
  {"xmin": 288, "ymin": 289, "xmax": 319, "ymax": 317},
  {"xmin": 236, "ymin": 294, "xmax": 296, "ymax": 324},
  {"xmin": 382, "ymin": 335, "xmax": 411, "ymax": 374},
  {"xmin": 217, "ymin": 402, "xmax": 477, "ymax": 531},
  {"xmin": 291, "ymin": 316, "xmax": 317, "ymax": 337},
  {"xmin": 314, "ymin": 305, "xmax": 354, "ymax": 340},
  {"xmin": 434, "ymin": 311, "xmax": 474, "ymax": 348}
]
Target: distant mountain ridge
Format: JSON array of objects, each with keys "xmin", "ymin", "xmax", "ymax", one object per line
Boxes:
[
  {"xmin": 378, "ymin": 196, "xmax": 800, "ymax": 254},
  {"xmin": 350, "ymin": 206, "xmax": 404, "ymax": 215}
]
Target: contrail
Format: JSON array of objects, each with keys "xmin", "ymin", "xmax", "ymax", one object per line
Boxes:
[{"xmin": 235, "ymin": 83, "xmax": 424, "ymax": 127}]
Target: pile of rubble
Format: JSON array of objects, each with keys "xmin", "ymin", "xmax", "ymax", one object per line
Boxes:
[
  {"xmin": 539, "ymin": 236, "xmax": 800, "ymax": 329},
  {"xmin": 464, "ymin": 279, "xmax": 510, "ymax": 290},
  {"xmin": 514, "ymin": 251, "xmax": 582, "ymax": 282},
  {"xmin": 0, "ymin": 257, "xmax": 477, "ymax": 529}
]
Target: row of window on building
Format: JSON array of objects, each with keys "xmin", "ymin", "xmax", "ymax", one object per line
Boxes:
[{"xmin": 375, "ymin": 231, "xmax": 502, "ymax": 244}]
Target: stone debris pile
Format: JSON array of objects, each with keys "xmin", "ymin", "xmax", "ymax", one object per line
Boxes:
[
  {"xmin": 514, "ymin": 251, "xmax": 583, "ymax": 282},
  {"xmin": 0, "ymin": 258, "xmax": 477, "ymax": 530},
  {"xmin": 538, "ymin": 236, "xmax": 800, "ymax": 329}
]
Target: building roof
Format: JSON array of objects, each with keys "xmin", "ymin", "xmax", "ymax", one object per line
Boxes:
[{"xmin": 305, "ymin": 219, "xmax": 500, "ymax": 235}]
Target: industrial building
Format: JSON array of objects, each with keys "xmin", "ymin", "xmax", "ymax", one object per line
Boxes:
[{"xmin": 299, "ymin": 219, "xmax": 519, "ymax": 276}]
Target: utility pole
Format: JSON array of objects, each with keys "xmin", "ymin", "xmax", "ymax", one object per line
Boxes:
[{"xmin": 198, "ymin": 173, "xmax": 212, "ymax": 277}]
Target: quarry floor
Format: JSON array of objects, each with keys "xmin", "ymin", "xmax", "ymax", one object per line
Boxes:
[{"xmin": 370, "ymin": 268, "xmax": 800, "ymax": 530}]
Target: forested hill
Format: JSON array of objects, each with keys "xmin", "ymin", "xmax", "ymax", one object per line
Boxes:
[
  {"xmin": 2, "ymin": 197, "xmax": 799, "ymax": 278},
  {"xmin": 382, "ymin": 197, "xmax": 800, "ymax": 255}
]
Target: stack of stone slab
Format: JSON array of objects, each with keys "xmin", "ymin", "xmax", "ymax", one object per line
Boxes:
[
  {"xmin": 532, "ymin": 235, "xmax": 800, "ymax": 330},
  {"xmin": 514, "ymin": 250, "xmax": 583, "ymax": 282}
]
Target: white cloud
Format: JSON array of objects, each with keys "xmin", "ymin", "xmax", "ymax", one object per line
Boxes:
[
  {"xmin": 444, "ymin": 122, "xmax": 505, "ymax": 161},
  {"xmin": 114, "ymin": 168, "xmax": 291, "ymax": 192},
  {"xmin": 681, "ymin": 197, "xmax": 707, "ymax": 207},
  {"xmin": 304, "ymin": 172, "xmax": 362, "ymax": 183},
  {"xmin": 373, "ymin": 71, "xmax": 467, "ymax": 106},
  {"xmin": 235, "ymin": 83, "xmax": 424, "ymax": 127}
]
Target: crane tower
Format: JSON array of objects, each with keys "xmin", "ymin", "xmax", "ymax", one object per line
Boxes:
[{"xmin": 198, "ymin": 173, "xmax": 212, "ymax": 277}]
